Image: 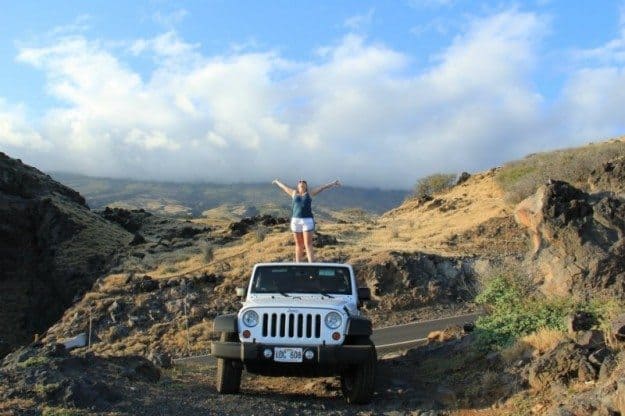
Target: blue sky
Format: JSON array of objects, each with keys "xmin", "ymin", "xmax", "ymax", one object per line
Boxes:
[{"xmin": 1, "ymin": 1, "xmax": 625, "ymax": 188}]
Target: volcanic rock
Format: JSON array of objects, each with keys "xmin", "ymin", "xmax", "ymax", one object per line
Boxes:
[
  {"xmin": 0, "ymin": 152, "xmax": 132, "ymax": 349},
  {"xmin": 515, "ymin": 180, "xmax": 625, "ymax": 297},
  {"xmin": 528, "ymin": 341, "xmax": 590, "ymax": 390}
]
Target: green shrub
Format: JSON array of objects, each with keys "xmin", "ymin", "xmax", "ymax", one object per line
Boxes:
[
  {"xmin": 474, "ymin": 274, "xmax": 573, "ymax": 349},
  {"xmin": 474, "ymin": 272, "xmax": 625, "ymax": 350},
  {"xmin": 413, "ymin": 173, "xmax": 457, "ymax": 197}
]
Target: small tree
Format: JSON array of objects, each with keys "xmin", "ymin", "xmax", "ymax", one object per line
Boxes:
[{"xmin": 413, "ymin": 173, "xmax": 457, "ymax": 197}]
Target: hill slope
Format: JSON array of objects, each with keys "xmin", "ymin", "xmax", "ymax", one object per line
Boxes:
[{"xmin": 0, "ymin": 153, "xmax": 132, "ymax": 350}]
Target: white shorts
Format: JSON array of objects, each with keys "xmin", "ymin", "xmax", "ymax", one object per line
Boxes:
[{"xmin": 291, "ymin": 217, "xmax": 315, "ymax": 233}]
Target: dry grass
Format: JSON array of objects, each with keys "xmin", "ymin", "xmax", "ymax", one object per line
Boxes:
[
  {"xmin": 99, "ymin": 273, "xmax": 130, "ymax": 292},
  {"xmin": 0, "ymin": 398, "xmax": 37, "ymax": 413},
  {"xmin": 522, "ymin": 328, "xmax": 568, "ymax": 353},
  {"xmin": 500, "ymin": 328, "xmax": 568, "ymax": 364}
]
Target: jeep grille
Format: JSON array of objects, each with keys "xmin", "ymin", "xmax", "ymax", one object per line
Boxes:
[{"xmin": 261, "ymin": 312, "xmax": 321, "ymax": 339}]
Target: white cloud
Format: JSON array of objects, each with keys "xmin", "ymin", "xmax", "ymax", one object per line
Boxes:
[
  {"xmin": 152, "ymin": 9, "xmax": 189, "ymax": 29},
  {"xmin": 344, "ymin": 9, "xmax": 375, "ymax": 31},
  {"xmin": 0, "ymin": 101, "xmax": 50, "ymax": 150},
  {"xmin": 8, "ymin": 9, "xmax": 622, "ymax": 188}
]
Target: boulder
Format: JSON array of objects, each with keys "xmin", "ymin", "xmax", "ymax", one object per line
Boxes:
[
  {"xmin": 148, "ymin": 350, "xmax": 173, "ymax": 369},
  {"xmin": 456, "ymin": 172, "xmax": 471, "ymax": 185},
  {"xmin": 567, "ymin": 311, "xmax": 598, "ymax": 334},
  {"xmin": 528, "ymin": 341, "xmax": 591, "ymax": 390},
  {"xmin": 589, "ymin": 347, "xmax": 613, "ymax": 367},
  {"xmin": 228, "ymin": 215, "xmax": 288, "ymax": 237},
  {"xmin": 353, "ymin": 251, "xmax": 474, "ymax": 311},
  {"xmin": 599, "ymin": 354, "xmax": 618, "ymax": 381},
  {"xmin": 62, "ymin": 379, "xmax": 122, "ymax": 409},
  {"xmin": 515, "ymin": 180, "xmax": 625, "ymax": 297},
  {"xmin": 575, "ymin": 330, "xmax": 605, "ymax": 350},
  {"xmin": 611, "ymin": 314, "xmax": 625, "ymax": 341}
]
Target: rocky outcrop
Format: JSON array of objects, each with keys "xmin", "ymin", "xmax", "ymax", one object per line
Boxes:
[
  {"xmin": 99, "ymin": 206, "xmax": 210, "ymax": 240},
  {"xmin": 227, "ymin": 214, "xmax": 288, "ymax": 237},
  {"xmin": 43, "ymin": 272, "xmax": 225, "ymax": 357},
  {"xmin": 0, "ymin": 343, "xmax": 160, "ymax": 411},
  {"xmin": 0, "ymin": 152, "xmax": 132, "ymax": 351},
  {"xmin": 353, "ymin": 251, "xmax": 476, "ymax": 312},
  {"xmin": 514, "ymin": 179, "xmax": 625, "ymax": 297}
]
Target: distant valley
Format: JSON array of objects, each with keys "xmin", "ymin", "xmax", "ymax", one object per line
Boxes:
[{"xmin": 51, "ymin": 172, "xmax": 410, "ymax": 219}]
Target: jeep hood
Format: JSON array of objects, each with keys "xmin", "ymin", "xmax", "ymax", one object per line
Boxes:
[{"xmin": 243, "ymin": 295, "xmax": 354, "ymax": 312}]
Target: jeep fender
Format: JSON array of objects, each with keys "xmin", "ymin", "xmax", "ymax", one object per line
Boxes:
[
  {"xmin": 214, "ymin": 314, "xmax": 238, "ymax": 333},
  {"xmin": 346, "ymin": 317, "xmax": 372, "ymax": 336}
]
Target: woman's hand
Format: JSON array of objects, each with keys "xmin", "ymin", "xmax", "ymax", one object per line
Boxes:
[{"xmin": 333, "ymin": 179, "xmax": 341, "ymax": 187}]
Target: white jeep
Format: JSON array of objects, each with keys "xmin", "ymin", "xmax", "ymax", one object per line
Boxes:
[{"xmin": 211, "ymin": 262, "xmax": 376, "ymax": 404}]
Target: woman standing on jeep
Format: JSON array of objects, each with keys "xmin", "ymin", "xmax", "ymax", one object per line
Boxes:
[{"xmin": 272, "ymin": 178, "xmax": 341, "ymax": 263}]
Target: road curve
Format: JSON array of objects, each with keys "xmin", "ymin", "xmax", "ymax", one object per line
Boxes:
[{"xmin": 174, "ymin": 312, "xmax": 481, "ymax": 365}]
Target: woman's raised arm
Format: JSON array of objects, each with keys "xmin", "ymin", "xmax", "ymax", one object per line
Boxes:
[
  {"xmin": 310, "ymin": 179, "xmax": 341, "ymax": 196},
  {"xmin": 272, "ymin": 179, "xmax": 295, "ymax": 197}
]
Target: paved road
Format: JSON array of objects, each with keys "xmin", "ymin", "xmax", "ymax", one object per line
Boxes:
[
  {"xmin": 174, "ymin": 312, "xmax": 481, "ymax": 365},
  {"xmin": 372, "ymin": 312, "xmax": 481, "ymax": 354}
]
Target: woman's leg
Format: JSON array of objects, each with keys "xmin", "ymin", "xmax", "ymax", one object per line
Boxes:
[
  {"xmin": 293, "ymin": 232, "xmax": 305, "ymax": 262},
  {"xmin": 303, "ymin": 231, "xmax": 314, "ymax": 262}
]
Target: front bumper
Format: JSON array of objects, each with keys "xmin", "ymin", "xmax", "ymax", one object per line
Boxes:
[{"xmin": 211, "ymin": 341, "xmax": 374, "ymax": 365}]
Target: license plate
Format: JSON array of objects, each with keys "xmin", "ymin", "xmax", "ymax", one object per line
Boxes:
[{"xmin": 274, "ymin": 347, "xmax": 303, "ymax": 363}]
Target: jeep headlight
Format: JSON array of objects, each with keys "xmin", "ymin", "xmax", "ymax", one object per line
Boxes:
[
  {"xmin": 324, "ymin": 311, "xmax": 342, "ymax": 329},
  {"xmin": 242, "ymin": 310, "xmax": 259, "ymax": 327}
]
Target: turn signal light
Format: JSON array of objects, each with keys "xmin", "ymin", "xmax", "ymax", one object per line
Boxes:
[
  {"xmin": 242, "ymin": 330, "xmax": 251, "ymax": 338},
  {"xmin": 332, "ymin": 332, "xmax": 341, "ymax": 341}
]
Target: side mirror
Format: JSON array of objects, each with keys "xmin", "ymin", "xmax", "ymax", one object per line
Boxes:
[
  {"xmin": 357, "ymin": 287, "xmax": 371, "ymax": 301},
  {"xmin": 235, "ymin": 287, "xmax": 247, "ymax": 298}
]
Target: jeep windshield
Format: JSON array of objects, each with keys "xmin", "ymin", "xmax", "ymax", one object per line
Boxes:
[{"xmin": 251, "ymin": 265, "xmax": 352, "ymax": 295}]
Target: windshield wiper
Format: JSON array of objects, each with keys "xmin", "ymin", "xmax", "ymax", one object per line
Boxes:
[
  {"xmin": 319, "ymin": 291, "xmax": 334, "ymax": 299},
  {"xmin": 279, "ymin": 291, "xmax": 291, "ymax": 297}
]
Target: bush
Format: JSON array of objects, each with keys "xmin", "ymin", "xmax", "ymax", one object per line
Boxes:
[
  {"xmin": 413, "ymin": 173, "xmax": 457, "ymax": 197},
  {"xmin": 474, "ymin": 274, "xmax": 573, "ymax": 349},
  {"xmin": 474, "ymin": 271, "xmax": 625, "ymax": 350}
]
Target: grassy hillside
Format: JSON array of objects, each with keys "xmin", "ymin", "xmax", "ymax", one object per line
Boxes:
[
  {"xmin": 51, "ymin": 173, "xmax": 409, "ymax": 217},
  {"xmin": 496, "ymin": 137, "xmax": 625, "ymax": 203}
]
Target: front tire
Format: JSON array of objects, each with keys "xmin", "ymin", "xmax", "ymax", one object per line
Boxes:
[
  {"xmin": 215, "ymin": 332, "xmax": 242, "ymax": 394},
  {"xmin": 340, "ymin": 338, "xmax": 377, "ymax": 404}
]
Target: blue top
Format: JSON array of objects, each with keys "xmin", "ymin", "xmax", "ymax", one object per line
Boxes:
[{"xmin": 292, "ymin": 193, "xmax": 313, "ymax": 218}]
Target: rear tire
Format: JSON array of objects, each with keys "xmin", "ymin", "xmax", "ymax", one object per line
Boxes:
[
  {"xmin": 215, "ymin": 332, "xmax": 242, "ymax": 394},
  {"xmin": 340, "ymin": 338, "xmax": 377, "ymax": 404}
]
